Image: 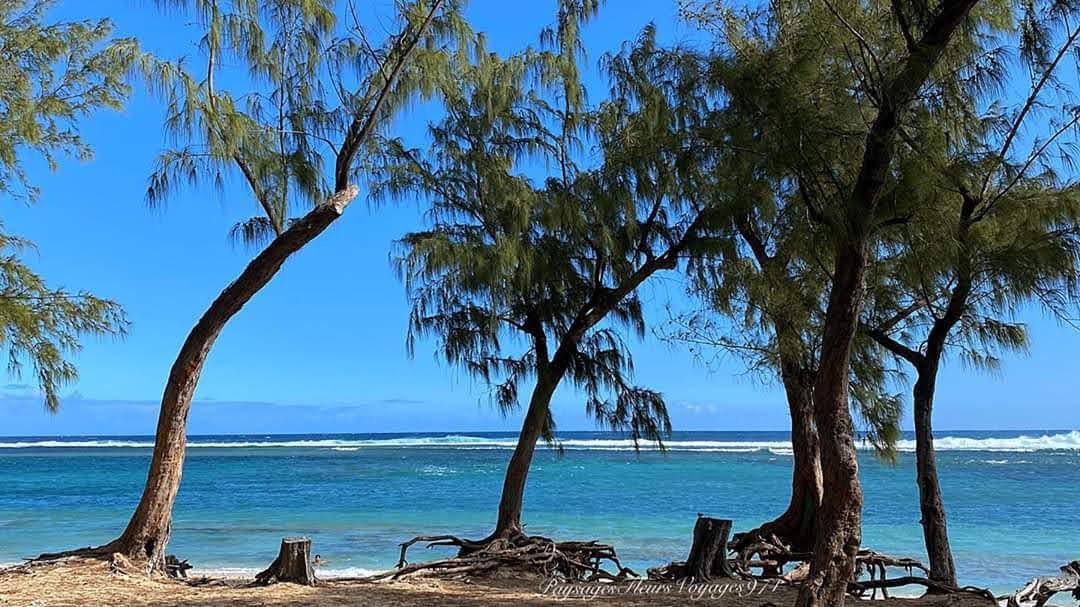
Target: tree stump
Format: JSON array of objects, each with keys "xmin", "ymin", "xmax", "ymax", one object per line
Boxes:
[
  {"xmin": 255, "ymin": 537, "xmax": 317, "ymax": 586},
  {"xmin": 686, "ymin": 516, "xmax": 735, "ymax": 581}
]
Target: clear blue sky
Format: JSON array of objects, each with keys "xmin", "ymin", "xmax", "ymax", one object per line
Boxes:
[{"xmin": 3, "ymin": 0, "xmax": 1078, "ymax": 436}]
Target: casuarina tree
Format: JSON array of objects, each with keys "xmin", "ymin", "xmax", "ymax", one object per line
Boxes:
[
  {"xmin": 1, "ymin": 0, "xmax": 138, "ymax": 409},
  {"xmin": 683, "ymin": 0, "xmax": 996, "ymax": 603},
  {"xmin": 382, "ymin": 17, "xmax": 726, "ymax": 559},
  {"xmin": 36, "ymin": 0, "xmax": 466, "ymax": 573},
  {"xmin": 863, "ymin": 0, "xmax": 1080, "ymax": 584}
]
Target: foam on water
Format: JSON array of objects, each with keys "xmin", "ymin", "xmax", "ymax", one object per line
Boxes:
[
  {"xmin": 2, "ymin": 430, "xmax": 1078, "ymax": 452},
  {"xmin": 189, "ymin": 567, "xmax": 384, "ymax": 579}
]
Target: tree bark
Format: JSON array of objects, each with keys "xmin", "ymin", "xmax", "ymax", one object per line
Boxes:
[
  {"xmin": 796, "ymin": 243, "xmax": 866, "ymax": 607},
  {"xmin": 912, "ymin": 362, "xmax": 957, "ymax": 588},
  {"xmin": 107, "ymin": 187, "xmax": 357, "ymax": 572},
  {"xmin": 491, "ymin": 370, "xmax": 562, "ymax": 539},
  {"xmin": 766, "ymin": 361, "xmax": 821, "ymax": 552},
  {"xmin": 686, "ymin": 516, "xmax": 735, "ymax": 581},
  {"xmin": 795, "ymin": 5, "xmax": 980, "ymax": 605}
]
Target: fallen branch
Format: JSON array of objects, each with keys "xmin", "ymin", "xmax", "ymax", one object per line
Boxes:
[{"xmin": 1004, "ymin": 561, "xmax": 1080, "ymax": 607}]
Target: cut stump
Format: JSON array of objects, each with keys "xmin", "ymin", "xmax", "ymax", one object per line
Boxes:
[
  {"xmin": 687, "ymin": 516, "xmax": 735, "ymax": 580},
  {"xmin": 255, "ymin": 537, "xmax": 317, "ymax": 586},
  {"xmin": 648, "ymin": 515, "xmax": 735, "ymax": 581}
]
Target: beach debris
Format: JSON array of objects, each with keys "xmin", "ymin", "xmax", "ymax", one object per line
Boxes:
[
  {"xmin": 254, "ymin": 537, "xmax": 317, "ymax": 586},
  {"xmin": 1003, "ymin": 560, "xmax": 1080, "ymax": 607},
  {"xmin": 164, "ymin": 555, "xmax": 192, "ymax": 578},
  {"xmin": 381, "ymin": 533, "xmax": 637, "ymax": 582},
  {"xmin": 647, "ymin": 515, "xmax": 737, "ymax": 581}
]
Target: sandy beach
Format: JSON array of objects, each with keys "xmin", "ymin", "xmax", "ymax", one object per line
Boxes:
[{"xmin": 0, "ymin": 558, "xmax": 1005, "ymax": 607}]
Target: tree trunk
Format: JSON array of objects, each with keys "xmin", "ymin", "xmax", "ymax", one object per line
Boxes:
[
  {"xmin": 256, "ymin": 537, "xmax": 317, "ymax": 585},
  {"xmin": 765, "ymin": 362, "xmax": 821, "ymax": 552},
  {"xmin": 913, "ymin": 360, "xmax": 958, "ymax": 587},
  {"xmin": 796, "ymin": 243, "xmax": 866, "ymax": 607},
  {"xmin": 686, "ymin": 516, "xmax": 735, "ymax": 581},
  {"xmin": 491, "ymin": 371, "xmax": 561, "ymax": 539},
  {"xmin": 107, "ymin": 187, "xmax": 357, "ymax": 572}
]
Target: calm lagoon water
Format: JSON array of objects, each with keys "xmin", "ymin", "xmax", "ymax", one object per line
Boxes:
[{"xmin": 1, "ymin": 430, "xmax": 1077, "ymax": 594}]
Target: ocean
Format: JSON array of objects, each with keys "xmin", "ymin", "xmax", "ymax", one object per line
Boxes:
[{"xmin": 0, "ymin": 430, "xmax": 1076, "ymax": 594}]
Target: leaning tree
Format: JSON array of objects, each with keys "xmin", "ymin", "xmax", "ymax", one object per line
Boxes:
[
  {"xmin": 381, "ymin": 19, "xmax": 728, "ymax": 570},
  {"xmin": 863, "ymin": 0, "xmax": 1080, "ymax": 585},
  {"xmin": 1, "ymin": 0, "xmax": 138, "ymax": 409},
  {"xmin": 36, "ymin": 0, "xmax": 467, "ymax": 573}
]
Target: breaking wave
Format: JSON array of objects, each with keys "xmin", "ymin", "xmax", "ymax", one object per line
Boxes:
[{"xmin": 1, "ymin": 431, "xmax": 1077, "ymax": 452}]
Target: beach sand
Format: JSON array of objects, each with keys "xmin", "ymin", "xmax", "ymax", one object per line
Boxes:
[{"xmin": 0, "ymin": 558, "xmax": 1003, "ymax": 607}]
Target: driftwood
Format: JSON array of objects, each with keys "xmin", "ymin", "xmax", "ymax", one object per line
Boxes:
[
  {"xmin": 255, "ymin": 538, "xmax": 317, "ymax": 586},
  {"xmin": 379, "ymin": 533, "xmax": 636, "ymax": 582},
  {"xmin": 648, "ymin": 515, "xmax": 737, "ymax": 581},
  {"xmin": 1004, "ymin": 561, "xmax": 1080, "ymax": 607}
]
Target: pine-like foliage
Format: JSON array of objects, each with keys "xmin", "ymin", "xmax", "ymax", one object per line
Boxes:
[
  {"xmin": 0, "ymin": 0, "xmax": 141, "ymax": 200},
  {"xmin": 382, "ymin": 11, "xmax": 724, "ymax": 446},
  {"xmin": 142, "ymin": 0, "xmax": 470, "ymax": 245},
  {"xmin": 0, "ymin": 0, "xmax": 136, "ymax": 410},
  {"xmin": 865, "ymin": 0, "xmax": 1080, "ymax": 377}
]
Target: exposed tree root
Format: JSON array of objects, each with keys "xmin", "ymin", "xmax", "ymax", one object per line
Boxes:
[
  {"xmin": 375, "ymin": 533, "xmax": 637, "ymax": 582},
  {"xmin": 696, "ymin": 524, "xmax": 994, "ymax": 601},
  {"xmin": 29, "ymin": 544, "xmax": 188, "ymax": 579},
  {"xmin": 846, "ymin": 551, "xmax": 992, "ymax": 600},
  {"xmin": 31, "ymin": 544, "xmax": 114, "ymax": 563},
  {"xmin": 730, "ymin": 530, "xmax": 811, "ymax": 578},
  {"xmin": 1003, "ymin": 561, "xmax": 1080, "ymax": 607}
]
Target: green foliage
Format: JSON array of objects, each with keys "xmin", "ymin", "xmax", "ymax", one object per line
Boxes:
[
  {"xmin": 142, "ymin": 0, "xmax": 470, "ymax": 245},
  {"xmin": 0, "ymin": 1, "xmax": 133, "ymax": 410},
  {"xmin": 865, "ymin": 0, "xmax": 1080, "ymax": 380},
  {"xmin": 384, "ymin": 14, "xmax": 724, "ymax": 446},
  {"xmin": 0, "ymin": 230, "xmax": 127, "ymax": 411},
  {"xmin": 672, "ymin": 0, "xmax": 1079, "ymax": 457},
  {"xmin": 0, "ymin": 0, "xmax": 141, "ymax": 201}
]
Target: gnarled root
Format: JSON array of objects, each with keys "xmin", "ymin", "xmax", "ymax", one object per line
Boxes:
[
  {"xmin": 723, "ymin": 537, "xmax": 994, "ymax": 601},
  {"xmin": 29, "ymin": 543, "xmax": 187, "ymax": 579},
  {"xmin": 730, "ymin": 530, "xmax": 811, "ymax": 578},
  {"xmin": 31, "ymin": 544, "xmax": 115, "ymax": 564},
  {"xmin": 377, "ymin": 533, "xmax": 637, "ymax": 582},
  {"xmin": 847, "ymin": 551, "xmax": 993, "ymax": 601},
  {"xmin": 1003, "ymin": 560, "xmax": 1080, "ymax": 607}
]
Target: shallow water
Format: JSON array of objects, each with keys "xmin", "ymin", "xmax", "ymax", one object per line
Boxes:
[{"xmin": 0, "ymin": 430, "xmax": 1076, "ymax": 593}]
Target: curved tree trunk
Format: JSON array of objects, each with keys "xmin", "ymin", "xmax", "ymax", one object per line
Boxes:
[
  {"xmin": 768, "ymin": 363, "xmax": 821, "ymax": 552},
  {"xmin": 107, "ymin": 187, "xmax": 357, "ymax": 572},
  {"xmin": 491, "ymin": 372, "xmax": 561, "ymax": 539},
  {"xmin": 746, "ymin": 359, "xmax": 820, "ymax": 554},
  {"xmin": 912, "ymin": 363, "xmax": 957, "ymax": 588},
  {"xmin": 796, "ymin": 243, "xmax": 866, "ymax": 607}
]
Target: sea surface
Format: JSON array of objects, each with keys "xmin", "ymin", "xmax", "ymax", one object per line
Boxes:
[{"xmin": 0, "ymin": 430, "xmax": 1077, "ymax": 594}]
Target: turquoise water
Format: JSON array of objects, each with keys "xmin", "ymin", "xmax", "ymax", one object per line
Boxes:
[{"xmin": 0, "ymin": 431, "xmax": 1076, "ymax": 594}]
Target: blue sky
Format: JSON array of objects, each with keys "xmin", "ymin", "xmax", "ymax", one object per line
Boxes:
[{"xmin": 3, "ymin": 0, "xmax": 1078, "ymax": 436}]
